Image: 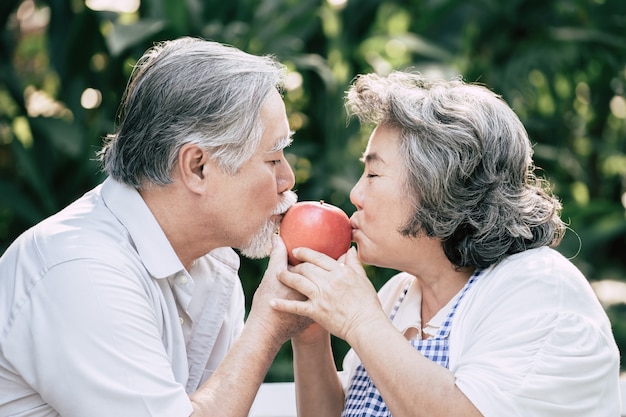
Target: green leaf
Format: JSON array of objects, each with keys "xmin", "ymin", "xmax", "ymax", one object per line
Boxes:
[
  {"xmin": 162, "ymin": 0, "xmax": 189, "ymax": 34},
  {"xmin": 549, "ymin": 27, "xmax": 626, "ymax": 49},
  {"xmin": 10, "ymin": 137, "xmax": 56, "ymax": 214},
  {"xmin": 29, "ymin": 116, "xmax": 83, "ymax": 158},
  {"xmin": 106, "ymin": 19, "xmax": 167, "ymax": 57},
  {"xmin": 0, "ymin": 180, "xmax": 46, "ymax": 224}
]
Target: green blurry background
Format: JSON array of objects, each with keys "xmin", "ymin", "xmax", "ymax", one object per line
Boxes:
[{"xmin": 1, "ymin": 0, "xmax": 625, "ymax": 381}]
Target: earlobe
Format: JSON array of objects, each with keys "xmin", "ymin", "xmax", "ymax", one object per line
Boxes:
[{"xmin": 178, "ymin": 144, "xmax": 209, "ymax": 194}]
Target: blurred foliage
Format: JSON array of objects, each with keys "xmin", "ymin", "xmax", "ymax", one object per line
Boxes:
[{"xmin": 1, "ymin": 0, "xmax": 625, "ymax": 380}]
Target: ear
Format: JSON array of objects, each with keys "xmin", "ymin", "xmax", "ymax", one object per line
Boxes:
[{"xmin": 176, "ymin": 143, "xmax": 210, "ymax": 194}]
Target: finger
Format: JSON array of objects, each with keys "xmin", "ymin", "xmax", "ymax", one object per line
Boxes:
[
  {"xmin": 344, "ymin": 246, "xmax": 365, "ymax": 273},
  {"xmin": 278, "ymin": 269, "xmax": 318, "ymax": 299},
  {"xmin": 336, "ymin": 251, "xmax": 348, "ymax": 264},
  {"xmin": 292, "ymin": 247, "xmax": 337, "ymax": 271},
  {"xmin": 269, "ymin": 298, "xmax": 313, "ymax": 318}
]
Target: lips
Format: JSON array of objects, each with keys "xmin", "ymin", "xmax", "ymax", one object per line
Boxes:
[
  {"xmin": 348, "ymin": 217, "xmax": 359, "ymax": 242},
  {"xmin": 349, "ymin": 215, "xmax": 359, "ymax": 230}
]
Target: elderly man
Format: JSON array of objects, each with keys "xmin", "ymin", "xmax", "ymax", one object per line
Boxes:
[{"xmin": 0, "ymin": 37, "xmax": 308, "ymax": 417}]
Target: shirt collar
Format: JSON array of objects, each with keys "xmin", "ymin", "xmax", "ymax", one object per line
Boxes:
[
  {"xmin": 393, "ymin": 278, "xmax": 423, "ymax": 335},
  {"xmin": 393, "ymin": 277, "xmax": 462, "ymax": 338},
  {"xmin": 101, "ymin": 177, "xmax": 184, "ymax": 279}
]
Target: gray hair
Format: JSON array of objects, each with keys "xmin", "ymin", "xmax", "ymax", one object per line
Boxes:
[
  {"xmin": 98, "ymin": 37, "xmax": 287, "ymax": 188},
  {"xmin": 346, "ymin": 71, "xmax": 565, "ymax": 269}
]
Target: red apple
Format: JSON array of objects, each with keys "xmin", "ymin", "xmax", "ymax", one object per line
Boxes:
[{"xmin": 279, "ymin": 200, "xmax": 352, "ymax": 265}]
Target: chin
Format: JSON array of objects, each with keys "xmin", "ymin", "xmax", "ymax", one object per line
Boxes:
[
  {"xmin": 240, "ymin": 248, "xmax": 271, "ymax": 260},
  {"xmin": 239, "ymin": 221, "xmax": 276, "ymax": 259},
  {"xmin": 355, "ymin": 244, "xmax": 385, "ymax": 268},
  {"xmin": 239, "ymin": 236, "xmax": 272, "ymax": 259}
]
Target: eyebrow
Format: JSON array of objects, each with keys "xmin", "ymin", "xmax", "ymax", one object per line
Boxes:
[
  {"xmin": 268, "ymin": 130, "xmax": 295, "ymax": 152},
  {"xmin": 360, "ymin": 152, "xmax": 385, "ymax": 164}
]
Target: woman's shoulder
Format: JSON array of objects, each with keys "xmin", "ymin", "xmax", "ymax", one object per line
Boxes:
[
  {"xmin": 466, "ymin": 246, "xmax": 609, "ymax": 330},
  {"xmin": 451, "ymin": 248, "xmax": 620, "ymax": 416},
  {"xmin": 482, "ymin": 246, "xmax": 585, "ymax": 290},
  {"xmin": 494, "ymin": 246, "xmax": 575, "ymax": 269}
]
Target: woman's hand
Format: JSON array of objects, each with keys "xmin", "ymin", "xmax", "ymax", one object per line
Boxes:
[{"xmin": 270, "ymin": 246, "xmax": 387, "ymax": 345}]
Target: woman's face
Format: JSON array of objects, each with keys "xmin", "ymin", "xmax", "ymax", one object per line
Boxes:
[{"xmin": 349, "ymin": 125, "xmax": 418, "ymax": 269}]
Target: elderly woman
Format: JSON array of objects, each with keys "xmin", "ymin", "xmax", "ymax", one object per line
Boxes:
[{"xmin": 271, "ymin": 72, "xmax": 621, "ymax": 416}]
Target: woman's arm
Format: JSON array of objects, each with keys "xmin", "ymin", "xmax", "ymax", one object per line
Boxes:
[
  {"xmin": 292, "ymin": 324, "xmax": 345, "ymax": 417},
  {"xmin": 346, "ymin": 314, "xmax": 481, "ymax": 417},
  {"xmin": 272, "ymin": 247, "xmax": 482, "ymax": 417}
]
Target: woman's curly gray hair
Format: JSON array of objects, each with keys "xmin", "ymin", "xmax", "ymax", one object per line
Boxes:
[{"xmin": 346, "ymin": 71, "xmax": 565, "ymax": 269}]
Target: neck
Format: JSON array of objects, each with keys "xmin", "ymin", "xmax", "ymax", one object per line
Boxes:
[
  {"xmin": 398, "ymin": 237, "xmax": 475, "ymax": 324},
  {"xmin": 420, "ymin": 267, "xmax": 473, "ymax": 324},
  {"xmin": 139, "ymin": 185, "xmax": 217, "ymax": 269}
]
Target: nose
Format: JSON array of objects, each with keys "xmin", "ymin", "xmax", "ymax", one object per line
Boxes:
[
  {"xmin": 349, "ymin": 177, "xmax": 363, "ymax": 210},
  {"xmin": 278, "ymin": 157, "xmax": 296, "ymax": 193}
]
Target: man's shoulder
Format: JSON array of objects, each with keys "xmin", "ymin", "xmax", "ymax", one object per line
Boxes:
[{"xmin": 2, "ymin": 185, "xmax": 133, "ymax": 276}]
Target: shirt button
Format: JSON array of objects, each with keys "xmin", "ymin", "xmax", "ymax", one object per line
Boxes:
[
  {"xmin": 177, "ymin": 275, "xmax": 188, "ymax": 285},
  {"xmin": 179, "ymin": 317, "xmax": 184, "ymax": 325}
]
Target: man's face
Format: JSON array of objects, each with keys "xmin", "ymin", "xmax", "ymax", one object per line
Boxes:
[{"xmin": 207, "ymin": 89, "xmax": 297, "ymax": 258}]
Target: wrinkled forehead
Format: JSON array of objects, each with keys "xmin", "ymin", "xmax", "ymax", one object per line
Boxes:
[{"xmin": 362, "ymin": 125, "xmax": 402, "ymax": 162}]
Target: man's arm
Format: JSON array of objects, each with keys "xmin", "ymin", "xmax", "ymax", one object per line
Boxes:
[
  {"xmin": 190, "ymin": 235, "xmax": 310, "ymax": 417},
  {"xmin": 188, "ymin": 317, "xmax": 285, "ymax": 416}
]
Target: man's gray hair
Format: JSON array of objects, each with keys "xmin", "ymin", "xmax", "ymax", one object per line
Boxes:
[
  {"xmin": 346, "ymin": 71, "xmax": 565, "ymax": 269},
  {"xmin": 98, "ymin": 37, "xmax": 287, "ymax": 188}
]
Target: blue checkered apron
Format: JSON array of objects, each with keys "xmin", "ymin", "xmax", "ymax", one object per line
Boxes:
[{"xmin": 341, "ymin": 271, "xmax": 481, "ymax": 417}]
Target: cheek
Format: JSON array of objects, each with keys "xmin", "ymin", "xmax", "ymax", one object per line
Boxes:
[
  {"xmin": 374, "ymin": 192, "xmax": 411, "ymax": 232},
  {"xmin": 248, "ymin": 174, "xmax": 279, "ymax": 209}
]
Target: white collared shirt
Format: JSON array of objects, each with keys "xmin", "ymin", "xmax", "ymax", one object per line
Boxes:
[
  {"xmin": 338, "ymin": 248, "xmax": 621, "ymax": 416},
  {"xmin": 0, "ymin": 178, "xmax": 244, "ymax": 417}
]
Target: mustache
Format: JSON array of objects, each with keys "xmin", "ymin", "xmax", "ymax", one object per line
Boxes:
[{"xmin": 272, "ymin": 190, "xmax": 298, "ymax": 215}]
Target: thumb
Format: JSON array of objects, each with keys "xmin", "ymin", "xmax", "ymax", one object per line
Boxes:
[
  {"xmin": 345, "ymin": 246, "xmax": 365, "ymax": 273},
  {"xmin": 268, "ymin": 234, "xmax": 288, "ymax": 269}
]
